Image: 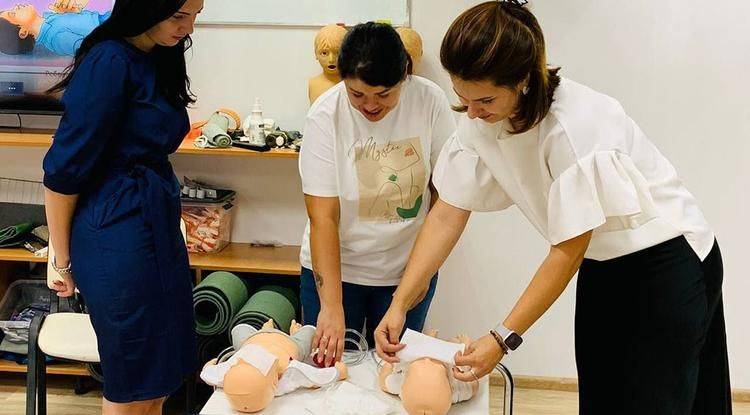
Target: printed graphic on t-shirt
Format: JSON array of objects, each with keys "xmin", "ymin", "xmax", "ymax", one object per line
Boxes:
[{"xmin": 349, "ymin": 136, "xmax": 426, "ymax": 222}]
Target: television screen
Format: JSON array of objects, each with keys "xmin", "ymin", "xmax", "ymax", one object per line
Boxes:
[{"xmin": 0, "ymin": 0, "xmax": 114, "ymax": 114}]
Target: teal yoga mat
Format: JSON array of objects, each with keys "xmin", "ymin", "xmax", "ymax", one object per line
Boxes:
[{"xmin": 193, "ymin": 271, "xmax": 249, "ymax": 336}]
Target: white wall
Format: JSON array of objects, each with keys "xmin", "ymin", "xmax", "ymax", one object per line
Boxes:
[
  {"xmin": 419, "ymin": 0, "xmax": 750, "ymax": 388},
  {"xmin": 2, "ymin": 0, "xmax": 746, "ymax": 388},
  {"xmin": 182, "ymin": 0, "xmax": 750, "ymax": 388}
]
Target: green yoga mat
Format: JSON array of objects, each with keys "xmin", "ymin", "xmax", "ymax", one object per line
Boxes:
[
  {"xmin": 0, "ymin": 222, "xmax": 33, "ymax": 248},
  {"xmin": 193, "ymin": 271, "xmax": 249, "ymax": 336},
  {"xmin": 197, "ymin": 335, "xmax": 230, "ymax": 364},
  {"xmin": 229, "ymin": 285, "xmax": 298, "ymax": 338}
]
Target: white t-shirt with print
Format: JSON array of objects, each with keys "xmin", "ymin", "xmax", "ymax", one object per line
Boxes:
[
  {"xmin": 433, "ymin": 77, "xmax": 714, "ymax": 261},
  {"xmin": 299, "ymin": 76, "xmax": 456, "ymax": 286}
]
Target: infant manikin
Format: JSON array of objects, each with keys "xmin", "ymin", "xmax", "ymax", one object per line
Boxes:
[
  {"xmin": 378, "ymin": 329, "xmax": 479, "ymax": 415},
  {"xmin": 201, "ymin": 319, "xmax": 348, "ymax": 413}
]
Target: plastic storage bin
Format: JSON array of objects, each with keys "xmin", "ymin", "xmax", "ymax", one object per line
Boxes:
[
  {"xmin": 0, "ymin": 279, "xmax": 65, "ymax": 355},
  {"xmin": 0, "ymin": 279, "xmax": 48, "ymax": 321},
  {"xmin": 181, "ymin": 191, "xmax": 236, "ymax": 253}
]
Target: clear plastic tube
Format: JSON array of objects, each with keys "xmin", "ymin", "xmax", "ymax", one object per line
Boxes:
[{"xmin": 340, "ymin": 328, "xmax": 369, "ymax": 366}]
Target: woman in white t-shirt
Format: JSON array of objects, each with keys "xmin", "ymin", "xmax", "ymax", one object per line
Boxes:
[
  {"xmin": 374, "ymin": 2, "xmax": 731, "ymax": 414},
  {"xmin": 299, "ymin": 22, "xmax": 456, "ymax": 367}
]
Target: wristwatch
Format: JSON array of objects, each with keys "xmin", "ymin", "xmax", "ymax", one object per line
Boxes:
[{"xmin": 490, "ymin": 324, "xmax": 523, "ymax": 353}]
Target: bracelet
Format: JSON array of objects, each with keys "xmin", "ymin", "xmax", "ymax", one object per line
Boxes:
[
  {"xmin": 52, "ymin": 256, "xmax": 73, "ymax": 276},
  {"xmin": 489, "ymin": 329, "xmax": 509, "ymax": 355}
]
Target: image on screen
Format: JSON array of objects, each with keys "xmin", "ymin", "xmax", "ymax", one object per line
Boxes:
[{"xmin": 0, "ymin": 0, "xmax": 114, "ymax": 113}]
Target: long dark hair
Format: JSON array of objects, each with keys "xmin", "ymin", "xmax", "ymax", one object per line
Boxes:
[
  {"xmin": 48, "ymin": 0, "xmax": 196, "ymax": 107},
  {"xmin": 338, "ymin": 22, "xmax": 409, "ymax": 88},
  {"xmin": 441, "ymin": 1, "xmax": 560, "ymax": 134}
]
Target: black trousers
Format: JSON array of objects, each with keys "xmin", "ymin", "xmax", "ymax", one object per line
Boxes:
[{"xmin": 576, "ymin": 236, "xmax": 731, "ymax": 415}]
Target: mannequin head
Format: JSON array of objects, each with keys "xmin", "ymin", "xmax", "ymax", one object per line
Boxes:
[
  {"xmin": 401, "ymin": 358, "xmax": 453, "ymax": 415},
  {"xmin": 223, "ymin": 359, "xmax": 280, "ymax": 413},
  {"xmin": 396, "ymin": 27, "xmax": 423, "ymax": 74},
  {"xmin": 379, "ymin": 330, "xmax": 478, "ymax": 414},
  {"xmin": 314, "ymin": 24, "xmax": 347, "ymax": 76}
]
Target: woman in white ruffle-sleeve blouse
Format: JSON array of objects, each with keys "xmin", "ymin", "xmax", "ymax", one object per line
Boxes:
[{"xmin": 374, "ymin": 2, "xmax": 731, "ymax": 414}]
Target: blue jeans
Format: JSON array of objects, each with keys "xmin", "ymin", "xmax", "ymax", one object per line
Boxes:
[{"xmin": 300, "ymin": 267, "xmax": 439, "ymax": 349}]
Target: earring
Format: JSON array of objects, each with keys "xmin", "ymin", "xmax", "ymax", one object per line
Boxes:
[{"xmin": 522, "ymin": 86, "xmax": 529, "ymax": 96}]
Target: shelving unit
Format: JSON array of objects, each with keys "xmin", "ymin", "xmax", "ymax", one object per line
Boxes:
[
  {"xmin": 0, "ymin": 248, "xmax": 46, "ymax": 263},
  {"xmin": 0, "ymin": 243, "xmax": 301, "ymax": 273},
  {"xmin": 190, "ymin": 244, "xmax": 301, "ymax": 281},
  {"xmin": 0, "ymin": 359, "xmax": 89, "ymax": 376},
  {"xmin": 0, "ymin": 130, "xmax": 302, "ymax": 378},
  {"xmin": 0, "ymin": 131, "xmax": 299, "ymax": 159}
]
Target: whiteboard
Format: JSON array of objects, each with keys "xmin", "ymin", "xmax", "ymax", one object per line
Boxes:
[{"xmin": 196, "ymin": 0, "xmax": 410, "ymax": 27}]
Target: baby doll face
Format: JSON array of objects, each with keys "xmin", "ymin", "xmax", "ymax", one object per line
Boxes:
[{"xmin": 1, "ymin": 4, "xmax": 38, "ymax": 31}]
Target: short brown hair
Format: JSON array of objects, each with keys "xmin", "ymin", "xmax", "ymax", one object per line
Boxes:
[{"xmin": 440, "ymin": 1, "xmax": 560, "ymax": 134}]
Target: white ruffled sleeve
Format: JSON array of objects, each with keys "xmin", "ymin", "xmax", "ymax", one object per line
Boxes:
[
  {"xmin": 546, "ymin": 150, "xmax": 659, "ymax": 245},
  {"xmin": 432, "ymin": 134, "xmax": 514, "ymax": 212}
]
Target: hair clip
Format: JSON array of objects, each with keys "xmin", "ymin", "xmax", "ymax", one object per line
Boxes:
[{"xmin": 501, "ymin": 0, "xmax": 529, "ymax": 7}]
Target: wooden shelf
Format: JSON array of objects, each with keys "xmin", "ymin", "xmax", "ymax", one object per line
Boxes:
[
  {"xmin": 1, "ymin": 244, "xmax": 301, "ymax": 276},
  {"xmin": 189, "ymin": 243, "xmax": 300, "ymax": 276},
  {"xmin": 0, "ymin": 131, "xmax": 54, "ymax": 148},
  {"xmin": 0, "ymin": 132, "xmax": 299, "ymax": 159},
  {"xmin": 0, "ymin": 248, "xmax": 47, "ymax": 263},
  {"xmin": 0, "ymin": 358, "xmax": 89, "ymax": 376},
  {"xmin": 177, "ymin": 139, "xmax": 299, "ymax": 158}
]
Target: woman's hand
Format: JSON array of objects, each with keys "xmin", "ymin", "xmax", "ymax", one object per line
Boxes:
[
  {"xmin": 51, "ymin": 269, "xmax": 76, "ymax": 298},
  {"xmin": 312, "ymin": 305, "xmax": 345, "ymax": 367},
  {"xmin": 374, "ymin": 305, "xmax": 407, "ymax": 363},
  {"xmin": 452, "ymin": 334, "xmax": 505, "ymax": 382}
]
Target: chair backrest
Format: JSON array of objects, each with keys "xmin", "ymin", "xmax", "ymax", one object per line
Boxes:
[{"xmin": 46, "ymin": 243, "xmax": 64, "ymax": 289}]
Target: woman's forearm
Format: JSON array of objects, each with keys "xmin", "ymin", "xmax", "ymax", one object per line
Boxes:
[
  {"xmin": 391, "ymin": 199, "xmax": 471, "ymax": 312},
  {"xmin": 44, "ymin": 188, "xmax": 78, "ymax": 265},
  {"xmin": 503, "ymin": 231, "xmax": 592, "ymax": 335},
  {"xmin": 309, "ymin": 217, "xmax": 343, "ymax": 309}
]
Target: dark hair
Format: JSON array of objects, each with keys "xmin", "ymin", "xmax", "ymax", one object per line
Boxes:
[
  {"xmin": 441, "ymin": 1, "xmax": 561, "ymax": 134},
  {"xmin": 0, "ymin": 18, "xmax": 35, "ymax": 55},
  {"xmin": 338, "ymin": 22, "xmax": 409, "ymax": 88},
  {"xmin": 48, "ymin": 0, "xmax": 195, "ymax": 107}
]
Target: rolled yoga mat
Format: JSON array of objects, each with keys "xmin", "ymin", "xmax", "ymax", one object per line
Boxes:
[
  {"xmin": 193, "ymin": 271, "xmax": 249, "ymax": 336},
  {"xmin": 197, "ymin": 335, "xmax": 230, "ymax": 364},
  {"xmin": 229, "ymin": 285, "xmax": 298, "ymax": 338}
]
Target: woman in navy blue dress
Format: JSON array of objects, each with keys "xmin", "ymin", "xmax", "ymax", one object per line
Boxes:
[{"xmin": 42, "ymin": 0, "xmax": 203, "ymax": 413}]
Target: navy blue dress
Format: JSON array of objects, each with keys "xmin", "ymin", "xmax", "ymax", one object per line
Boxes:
[{"xmin": 42, "ymin": 40, "xmax": 197, "ymax": 403}]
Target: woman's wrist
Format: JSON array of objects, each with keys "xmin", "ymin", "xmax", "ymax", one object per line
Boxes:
[
  {"xmin": 390, "ymin": 294, "xmax": 411, "ymax": 313},
  {"xmin": 320, "ymin": 300, "xmax": 344, "ymax": 312},
  {"xmin": 53, "ymin": 254, "xmax": 71, "ymax": 267}
]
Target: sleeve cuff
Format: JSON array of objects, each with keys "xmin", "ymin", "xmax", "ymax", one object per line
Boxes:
[
  {"xmin": 43, "ymin": 174, "xmax": 83, "ymax": 195},
  {"xmin": 301, "ymin": 185, "xmax": 338, "ymax": 198}
]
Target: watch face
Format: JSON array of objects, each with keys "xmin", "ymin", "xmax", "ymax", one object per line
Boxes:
[{"xmin": 505, "ymin": 333, "xmax": 523, "ymax": 350}]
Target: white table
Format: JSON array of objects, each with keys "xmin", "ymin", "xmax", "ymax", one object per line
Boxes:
[{"xmin": 200, "ymin": 357, "xmax": 489, "ymax": 414}]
